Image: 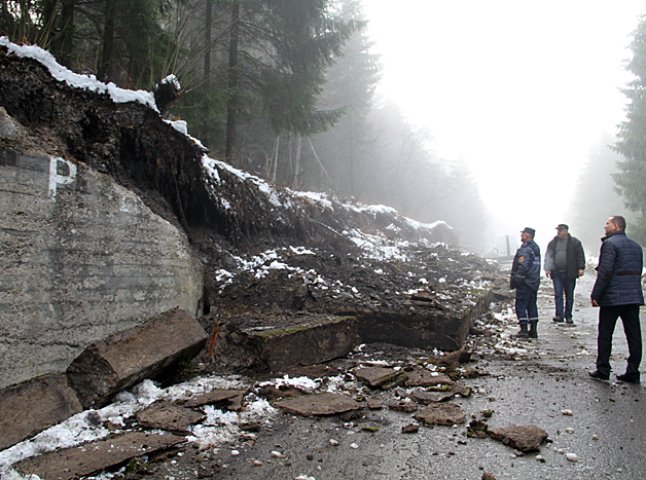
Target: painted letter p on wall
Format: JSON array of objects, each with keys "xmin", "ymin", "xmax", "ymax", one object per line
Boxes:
[{"xmin": 48, "ymin": 157, "xmax": 77, "ymax": 199}]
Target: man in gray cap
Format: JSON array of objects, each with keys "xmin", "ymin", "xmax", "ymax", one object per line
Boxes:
[
  {"xmin": 510, "ymin": 227, "xmax": 541, "ymax": 338},
  {"xmin": 544, "ymin": 224, "xmax": 585, "ymax": 325}
]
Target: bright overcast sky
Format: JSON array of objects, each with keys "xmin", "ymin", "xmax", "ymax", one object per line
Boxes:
[{"xmin": 363, "ymin": 0, "xmax": 643, "ymax": 248}]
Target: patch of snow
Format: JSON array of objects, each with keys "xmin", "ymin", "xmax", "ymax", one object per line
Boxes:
[{"xmin": 0, "ymin": 37, "xmax": 157, "ymax": 111}]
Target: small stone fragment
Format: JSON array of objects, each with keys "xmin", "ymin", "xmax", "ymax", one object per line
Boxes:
[
  {"xmin": 566, "ymin": 452, "xmax": 578, "ymax": 462},
  {"xmin": 482, "ymin": 472, "xmax": 496, "ymax": 480},
  {"xmin": 271, "ymin": 451, "xmax": 285, "ymax": 458},
  {"xmin": 329, "ymin": 439, "xmax": 340, "ymax": 446},
  {"xmin": 536, "ymin": 455, "xmax": 545, "ymax": 463},
  {"xmin": 401, "ymin": 423, "xmax": 419, "ymax": 434},
  {"xmin": 561, "ymin": 409, "xmax": 574, "ymax": 416}
]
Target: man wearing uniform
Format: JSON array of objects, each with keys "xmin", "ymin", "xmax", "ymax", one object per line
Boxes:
[
  {"xmin": 510, "ymin": 227, "xmax": 541, "ymax": 338},
  {"xmin": 589, "ymin": 216, "xmax": 644, "ymax": 383},
  {"xmin": 544, "ymin": 224, "xmax": 585, "ymax": 325}
]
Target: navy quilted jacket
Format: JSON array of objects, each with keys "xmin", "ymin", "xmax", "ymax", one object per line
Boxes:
[
  {"xmin": 510, "ymin": 240, "xmax": 541, "ymax": 291},
  {"xmin": 591, "ymin": 232, "xmax": 644, "ymax": 306}
]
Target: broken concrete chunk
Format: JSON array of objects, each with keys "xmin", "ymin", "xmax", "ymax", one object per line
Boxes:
[
  {"xmin": 13, "ymin": 432, "xmax": 186, "ymax": 480},
  {"xmin": 135, "ymin": 402, "xmax": 205, "ymax": 433},
  {"xmin": 354, "ymin": 366, "xmax": 402, "ymax": 388},
  {"xmin": 180, "ymin": 388, "xmax": 246, "ymax": 410},
  {"xmin": 66, "ymin": 308, "xmax": 207, "ymax": 409},
  {"xmin": 408, "ymin": 384, "xmax": 472, "ymax": 404},
  {"xmin": 388, "ymin": 401, "xmax": 418, "ymax": 413},
  {"xmin": 0, "ymin": 374, "xmax": 82, "ymax": 451},
  {"xmin": 273, "ymin": 392, "xmax": 363, "ymax": 416},
  {"xmin": 403, "ymin": 368, "xmax": 455, "ymax": 387},
  {"xmin": 487, "ymin": 425, "xmax": 549, "ymax": 452},
  {"xmin": 427, "ymin": 346, "xmax": 471, "ymax": 366},
  {"xmin": 414, "ymin": 403, "xmax": 466, "ymax": 426}
]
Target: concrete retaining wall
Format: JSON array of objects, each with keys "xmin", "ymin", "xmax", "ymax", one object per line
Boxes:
[{"xmin": 0, "ymin": 150, "xmax": 203, "ymax": 389}]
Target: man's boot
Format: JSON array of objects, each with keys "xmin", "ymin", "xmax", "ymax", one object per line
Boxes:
[
  {"xmin": 514, "ymin": 322, "xmax": 529, "ymax": 338},
  {"xmin": 528, "ymin": 320, "xmax": 538, "ymax": 338}
]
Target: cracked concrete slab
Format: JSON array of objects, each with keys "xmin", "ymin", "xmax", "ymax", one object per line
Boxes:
[
  {"xmin": 13, "ymin": 432, "xmax": 186, "ymax": 480},
  {"xmin": 0, "ymin": 374, "xmax": 82, "ymax": 451},
  {"xmin": 403, "ymin": 368, "xmax": 455, "ymax": 387},
  {"xmin": 135, "ymin": 402, "xmax": 205, "ymax": 433},
  {"xmin": 180, "ymin": 388, "xmax": 246, "ymax": 410},
  {"xmin": 354, "ymin": 367, "xmax": 402, "ymax": 388},
  {"xmin": 273, "ymin": 392, "xmax": 363, "ymax": 416}
]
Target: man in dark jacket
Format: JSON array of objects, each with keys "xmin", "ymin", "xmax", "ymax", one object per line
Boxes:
[
  {"xmin": 510, "ymin": 227, "xmax": 541, "ymax": 338},
  {"xmin": 544, "ymin": 224, "xmax": 586, "ymax": 325},
  {"xmin": 589, "ymin": 216, "xmax": 644, "ymax": 383}
]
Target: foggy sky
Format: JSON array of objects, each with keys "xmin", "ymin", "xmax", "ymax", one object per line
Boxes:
[{"xmin": 363, "ymin": 0, "xmax": 643, "ymax": 250}]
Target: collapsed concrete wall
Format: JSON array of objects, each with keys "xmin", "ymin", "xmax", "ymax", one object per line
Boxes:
[{"xmin": 0, "ymin": 149, "xmax": 203, "ymax": 389}]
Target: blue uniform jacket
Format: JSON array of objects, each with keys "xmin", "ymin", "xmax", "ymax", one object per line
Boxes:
[
  {"xmin": 510, "ymin": 240, "xmax": 541, "ymax": 291},
  {"xmin": 591, "ymin": 232, "xmax": 644, "ymax": 306}
]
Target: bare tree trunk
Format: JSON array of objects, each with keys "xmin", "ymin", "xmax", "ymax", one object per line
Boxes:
[
  {"xmin": 203, "ymin": 0, "xmax": 212, "ymax": 84},
  {"xmin": 18, "ymin": 0, "xmax": 31, "ymax": 42},
  {"xmin": 97, "ymin": 0, "xmax": 115, "ymax": 81},
  {"xmin": 38, "ymin": 0, "xmax": 58, "ymax": 48},
  {"xmin": 308, "ymin": 138, "xmax": 335, "ymax": 192},
  {"xmin": 225, "ymin": 1, "xmax": 240, "ymax": 165},
  {"xmin": 291, "ymin": 134, "xmax": 303, "ymax": 189},
  {"xmin": 269, "ymin": 135, "xmax": 280, "ymax": 183}
]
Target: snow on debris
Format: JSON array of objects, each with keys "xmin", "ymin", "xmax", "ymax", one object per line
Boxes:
[{"xmin": 0, "ymin": 37, "xmax": 157, "ymax": 111}]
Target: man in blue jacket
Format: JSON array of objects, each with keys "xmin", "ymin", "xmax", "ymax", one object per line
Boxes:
[
  {"xmin": 510, "ymin": 227, "xmax": 541, "ymax": 338},
  {"xmin": 589, "ymin": 216, "xmax": 644, "ymax": 383}
]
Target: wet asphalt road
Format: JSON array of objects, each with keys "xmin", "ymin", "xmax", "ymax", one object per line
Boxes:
[{"xmin": 161, "ymin": 273, "xmax": 646, "ymax": 480}]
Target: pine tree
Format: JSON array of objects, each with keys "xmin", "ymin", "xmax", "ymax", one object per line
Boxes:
[{"xmin": 614, "ymin": 14, "xmax": 646, "ymax": 243}]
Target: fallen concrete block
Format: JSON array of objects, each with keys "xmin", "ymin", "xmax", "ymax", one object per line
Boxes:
[
  {"xmin": 66, "ymin": 308, "xmax": 207, "ymax": 409},
  {"xmin": 13, "ymin": 432, "xmax": 186, "ymax": 480},
  {"xmin": 358, "ymin": 290, "xmax": 493, "ymax": 351},
  {"xmin": 243, "ymin": 315, "xmax": 360, "ymax": 372},
  {"xmin": 0, "ymin": 374, "xmax": 82, "ymax": 451}
]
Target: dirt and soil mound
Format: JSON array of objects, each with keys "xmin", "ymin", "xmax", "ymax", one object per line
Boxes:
[{"xmin": 0, "ymin": 42, "xmax": 505, "ymax": 366}]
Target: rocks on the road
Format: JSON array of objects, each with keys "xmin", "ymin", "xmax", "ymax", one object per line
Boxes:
[
  {"xmin": 273, "ymin": 392, "xmax": 364, "ymax": 416},
  {"xmin": 414, "ymin": 403, "xmax": 466, "ymax": 426},
  {"xmin": 487, "ymin": 425, "xmax": 549, "ymax": 452}
]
